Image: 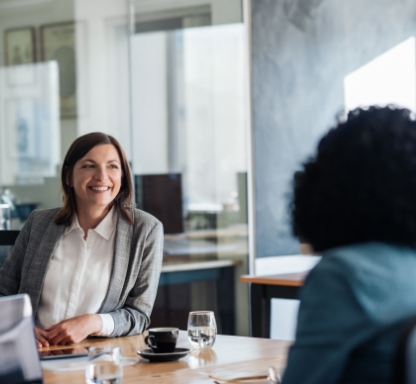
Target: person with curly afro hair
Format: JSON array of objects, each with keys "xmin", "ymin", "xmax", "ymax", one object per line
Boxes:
[{"xmin": 281, "ymin": 106, "xmax": 416, "ymax": 384}]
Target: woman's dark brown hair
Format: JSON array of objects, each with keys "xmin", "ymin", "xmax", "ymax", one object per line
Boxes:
[{"xmin": 55, "ymin": 132, "xmax": 134, "ymax": 226}]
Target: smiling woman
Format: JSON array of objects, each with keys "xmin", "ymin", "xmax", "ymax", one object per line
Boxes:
[{"xmin": 0, "ymin": 132, "xmax": 164, "ymax": 348}]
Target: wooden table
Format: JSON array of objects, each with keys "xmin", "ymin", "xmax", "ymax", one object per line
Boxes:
[
  {"xmin": 42, "ymin": 331, "xmax": 291, "ymax": 384},
  {"xmin": 240, "ymin": 272, "xmax": 308, "ymax": 338}
]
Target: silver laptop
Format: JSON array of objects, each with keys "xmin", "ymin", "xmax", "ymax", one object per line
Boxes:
[{"xmin": 0, "ymin": 294, "xmax": 43, "ymax": 383}]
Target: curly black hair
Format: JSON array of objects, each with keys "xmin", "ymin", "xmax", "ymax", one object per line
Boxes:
[{"xmin": 291, "ymin": 105, "xmax": 416, "ymax": 252}]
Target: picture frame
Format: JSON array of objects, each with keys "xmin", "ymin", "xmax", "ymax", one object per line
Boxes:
[
  {"xmin": 4, "ymin": 27, "xmax": 36, "ymax": 66},
  {"xmin": 40, "ymin": 21, "xmax": 77, "ymax": 119}
]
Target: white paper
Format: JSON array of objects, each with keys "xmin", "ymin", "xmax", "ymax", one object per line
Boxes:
[{"xmin": 41, "ymin": 356, "xmax": 88, "ymax": 372}]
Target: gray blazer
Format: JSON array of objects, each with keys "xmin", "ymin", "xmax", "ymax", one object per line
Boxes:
[{"xmin": 0, "ymin": 206, "xmax": 164, "ymax": 337}]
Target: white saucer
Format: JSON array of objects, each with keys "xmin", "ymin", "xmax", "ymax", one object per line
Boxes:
[{"xmin": 122, "ymin": 356, "xmax": 140, "ymax": 366}]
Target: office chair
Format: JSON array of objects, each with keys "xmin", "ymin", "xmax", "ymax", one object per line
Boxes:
[
  {"xmin": 392, "ymin": 318, "xmax": 416, "ymax": 384},
  {"xmin": 0, "ymin": 230, "xmax": 19, "ymax": 267}
]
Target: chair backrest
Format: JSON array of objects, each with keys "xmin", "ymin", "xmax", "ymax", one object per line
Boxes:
[
  {"xmin": 393, "ymin": 318, "xmax": 416, "ymax": 384},
  {"xmin": 0, "ymin": 294, "xmax": 44, "ymax": 383},
  {"xmin": 0, "ymin": 230, "xmax": 19, "ymax": 268}
]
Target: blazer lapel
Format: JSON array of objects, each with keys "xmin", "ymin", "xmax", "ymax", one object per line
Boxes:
[
  {"xmin": 24, "ymin": 220, "xmax": 65, "ymax": 316},
  {"xmin": 99, "ymin": 209, "xmax": 133, "ymax": 312}
]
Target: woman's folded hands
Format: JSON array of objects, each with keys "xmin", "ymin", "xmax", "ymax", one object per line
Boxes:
[{"xmin": 35, "ymin": 314, "xmax": 103, "ymax": 348}]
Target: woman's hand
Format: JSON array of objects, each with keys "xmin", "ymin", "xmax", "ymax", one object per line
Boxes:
[
  {"xmin": 34, "ymin": 327, "xmax": 50, "ymax": 349},
  {"xmin": 45, "ymin": 314, "xmax": 103, "ymax": 345}
]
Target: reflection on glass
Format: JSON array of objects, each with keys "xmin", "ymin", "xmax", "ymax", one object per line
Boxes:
[
  {"xmin": 128, "ymin": 5, "xmax": 249, "ymax": 334},
  {"xmin": 0, "ymin": 62, "xmax": 60, "ymax": 186},
  {"xmin": 130, "ymin": 23, "xmax": 247, "ymax": 232}
]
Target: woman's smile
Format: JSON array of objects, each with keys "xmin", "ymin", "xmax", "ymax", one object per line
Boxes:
[{"xmin": 89, "ymin": 186, "xmax": 110, "ymax": 191}]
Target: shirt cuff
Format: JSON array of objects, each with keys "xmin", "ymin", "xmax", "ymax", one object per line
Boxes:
[{"xmin": 95, "ymin": 314, "xmax": 115, "ymax": 337}]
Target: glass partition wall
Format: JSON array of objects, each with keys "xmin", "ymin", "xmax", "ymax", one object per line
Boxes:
[
  {"xmin": 128, "ymin": 0, "xmax": 249, "ymax": 335},
  {"xmin": 0, "ymin": 0, "xmax": 250, "ymax": 335},
  {"xmin": 0, "ymin": 1, "xmax": 77, "ymax": 223}
]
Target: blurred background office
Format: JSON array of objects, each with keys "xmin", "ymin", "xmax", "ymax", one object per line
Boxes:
[
  {"xmin": 1, "ymin": 0, "xmax": 416, "ymax": 338},
  {"xmin": 0, "ymin": 0, "xmax": 250, "ymax": 336}
]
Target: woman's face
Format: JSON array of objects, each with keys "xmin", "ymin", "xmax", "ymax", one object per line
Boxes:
[{"xmin": 69, "ymin": 144, "xmax": 122, "ymax": 212}]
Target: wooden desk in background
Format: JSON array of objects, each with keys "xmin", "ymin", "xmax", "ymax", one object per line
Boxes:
[
  {"xmin": 151, "ymin": 229, "xmax": 247, "ymax": 334},
  {"xmin": 42, "ymin": 331, "xmax": 291, "ymax": 384},
  {"xmin": 240, "ymin": 272, "xmax": 308, "ymax": 338},
  {"xmin": 164, "ymin": 226, "xmax": 248, "ymax": 241},
  {"xmin": 158, "ymin": 259, "xmax": 241, "ymax": 335}
]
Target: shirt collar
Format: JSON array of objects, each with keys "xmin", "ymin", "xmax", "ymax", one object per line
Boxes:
[{"xmin": 64, "ymin": 207, "xmax": 117, "ymax": 240}]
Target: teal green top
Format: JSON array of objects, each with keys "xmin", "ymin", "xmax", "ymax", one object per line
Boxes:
[{"xmin": 281, "ymin": 242, "xmax": 416, "ymax": 384}]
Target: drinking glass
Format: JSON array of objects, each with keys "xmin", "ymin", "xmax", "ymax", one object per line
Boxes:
[
  {"xmin": 85, "ymin": 347, "xmax": 123, "ymax": 384},
  {"xmin": 187, "ymin": 311, "xmax": 217, "ymax": 349}
]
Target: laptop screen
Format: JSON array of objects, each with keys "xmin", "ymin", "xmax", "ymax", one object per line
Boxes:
[{"xmin": 0, "ymin": 294, "xmax": 43, "ymax": 384}]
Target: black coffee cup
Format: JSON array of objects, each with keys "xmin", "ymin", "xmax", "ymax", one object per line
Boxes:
[{"xmin": 144, "ymin": 327, "xmax": 179, "ymax": 353}]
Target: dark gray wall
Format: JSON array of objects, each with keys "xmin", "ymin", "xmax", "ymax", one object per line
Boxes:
[{"xmin": 252, "ymin": 0, "xmax": 416, "ymax": 257}]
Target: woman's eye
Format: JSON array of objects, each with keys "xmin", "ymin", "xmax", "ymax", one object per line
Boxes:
[
  {"xmin": 109, "ymin": 164, "xmax": 119, "ymax": 169},
  {"xmin": 83, "ymin": 164, "xmax": 94, "ymax": 169}
]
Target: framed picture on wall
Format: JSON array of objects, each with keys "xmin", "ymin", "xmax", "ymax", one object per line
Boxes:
[
  {"xmin": 41, "ymin": 21, "xmax": 77, "ymax": 119},
  {"xmin": 4, "ymin": 27, "xmax": 36, "ymax": 66}
]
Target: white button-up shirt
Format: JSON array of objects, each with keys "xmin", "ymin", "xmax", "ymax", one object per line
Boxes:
[{"xmin": 36, "ymin": 208, "xmax": 116, "ymax": 336}]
